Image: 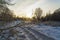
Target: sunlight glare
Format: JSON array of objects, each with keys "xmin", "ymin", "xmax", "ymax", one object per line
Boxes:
[
  {"xmin": 9, "ymin": 0, "xmax": 47, "ymax": 18},
  {"xmin": 24, "ymin": 8, "xmax": 33, "ymax": 18}
]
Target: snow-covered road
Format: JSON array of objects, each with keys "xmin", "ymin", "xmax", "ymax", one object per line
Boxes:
[{"xmin": 0, "ymin": 21, "xmax": 60, "ymax": 40}]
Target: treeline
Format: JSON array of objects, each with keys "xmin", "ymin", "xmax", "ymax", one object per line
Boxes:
[
  {"xmin": 32, "ymin": 8, "xmax": 60, "ymax": 22},
  {"xmin": 0, "ymin": 5, "xmax": 16, "ymax": 22},
  {"xmin": 41, "ymin": 8, "xmax": 60, "ymax": 21},
  {"xmin": 0, "ymin": 0, "xmax": 19, "ymax": 22}
]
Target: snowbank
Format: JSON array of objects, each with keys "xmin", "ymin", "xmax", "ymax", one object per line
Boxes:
[{"xmin": 0, "ymin": 20, "xmax": 21, "ymax": 29}]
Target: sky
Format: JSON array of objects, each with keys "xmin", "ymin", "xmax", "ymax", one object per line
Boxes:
[{"xmin": 8, "ymin": 0, "xmax": 60, "ymax": 17}]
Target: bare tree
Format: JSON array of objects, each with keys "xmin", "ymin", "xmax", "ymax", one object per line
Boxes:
[{"xmin": 34, "ymin": 8, "xmax": 42, "ymax": 20}]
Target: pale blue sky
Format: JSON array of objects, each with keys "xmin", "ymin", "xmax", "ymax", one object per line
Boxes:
[{"xmin": 8, "ymin": 0, "xmax": 60, "ymax": 17}]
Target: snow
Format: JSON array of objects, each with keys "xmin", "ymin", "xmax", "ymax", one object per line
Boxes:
[
  {"xmin": 31, "ymin": 24, "xmax": 60, "ymax": 40},
  {"xmin": 0, "ymin": 20, "xmax": 21, "ymax": 29},
  {"xmin": 0, "ymin": 20, "xmax": 60, "ymax": 40}
]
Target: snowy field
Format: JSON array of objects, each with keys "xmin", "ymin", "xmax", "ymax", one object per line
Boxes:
[{"xmin": 31, "ymin": 24, "xmax": 60, "ymax": 40}]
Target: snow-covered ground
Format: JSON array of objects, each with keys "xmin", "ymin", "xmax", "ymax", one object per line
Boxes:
[
  {"xmin": 0, "ymin": 20, "xmax": 21, "ymax": 29},
  {"xmin": 0, "ymin": 21, "xmax": 60, "ymax": 40},
  {"xmin": 31, "ymin": 24, "xmax": 60, "ymax": 40}
]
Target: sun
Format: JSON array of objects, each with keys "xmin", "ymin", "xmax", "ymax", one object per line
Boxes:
[
  {"xmin": 26, "ymin": 13, "xmax": 33, "ymax": 18},
  {"xmin": 23, "ymin": 7, "xmax": 34, "ymax": 18},
  {"xmin": 25, "ymin": 10, "xmax": 33, "ymax": 18}
]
